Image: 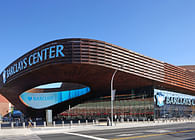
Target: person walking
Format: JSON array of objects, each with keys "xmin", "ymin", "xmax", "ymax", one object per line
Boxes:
[{"xmin": 28, "ymin": 118, "xmax": 33, "ymax": 127}]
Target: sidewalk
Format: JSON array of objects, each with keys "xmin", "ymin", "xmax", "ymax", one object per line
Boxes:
[{"xmin": 0, "ymin": 119, "xmax": 194, "ymax": 136}]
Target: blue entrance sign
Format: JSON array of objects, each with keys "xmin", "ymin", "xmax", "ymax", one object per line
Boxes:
[
  {"xmin": 154, "ymin": 89, "xmax": 195, "ymax": 107},
  {"xmin": 19, "ymin": 87, "xmax": 90, "ymax": 109}
]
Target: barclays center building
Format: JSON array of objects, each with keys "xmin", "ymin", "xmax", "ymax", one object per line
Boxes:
[{"xmin": 0, "ymin": 38, "xmax": 195, "ymax": 121}]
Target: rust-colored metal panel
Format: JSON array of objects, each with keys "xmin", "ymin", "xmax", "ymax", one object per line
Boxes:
[{"xmin": 0, "ymin": 38, "xmax": 194, "ymax": 116}]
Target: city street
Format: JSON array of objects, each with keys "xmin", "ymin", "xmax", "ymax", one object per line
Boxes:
[{"xmin": 1, "ymin": 122, "xmax": 195, "ymax": 140}]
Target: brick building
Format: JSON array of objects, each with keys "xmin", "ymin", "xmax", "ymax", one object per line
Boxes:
[{"xmin": 0, "ymin": 94, "xmax": 11, "ymax": 117}]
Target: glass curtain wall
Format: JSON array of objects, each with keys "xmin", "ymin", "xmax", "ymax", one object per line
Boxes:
[{"xmin": 61, "ymin": 87, "xmax": 154, "ymax": 121}]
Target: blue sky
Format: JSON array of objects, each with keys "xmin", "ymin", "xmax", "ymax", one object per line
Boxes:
[{"xmin": 0, "ymin": 0, "xmax": 195, "ymax": 73}]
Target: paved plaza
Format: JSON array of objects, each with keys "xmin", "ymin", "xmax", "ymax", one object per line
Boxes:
[{"xmin": 0, "ymin": 120, "xmax": 195, "ymax": 140}]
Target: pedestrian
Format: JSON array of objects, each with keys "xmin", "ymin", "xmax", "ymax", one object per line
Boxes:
[
  {"xmin": 28, "ymin": 118, "xmax": 33, "ymax": 127},
  {"xmin": 16, "ymin": 119, "xmax": 19, "ymax": 127}
]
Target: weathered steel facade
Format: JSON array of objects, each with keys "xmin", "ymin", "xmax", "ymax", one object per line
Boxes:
[{"xmin": 0, "ymin": 38, "xmax": 195, "ymax": 116}]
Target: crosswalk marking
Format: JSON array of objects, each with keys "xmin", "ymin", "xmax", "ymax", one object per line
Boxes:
[{"xmin": 65, "ymin": 132, "xmax": 108, "ymax": 140}]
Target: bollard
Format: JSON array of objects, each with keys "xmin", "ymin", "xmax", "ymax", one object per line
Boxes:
[
  {"xmin": 33, "ymin": 122, "xmax": 36, "ymax": 128},
  {"xmin": 117, "ymin": 119, "xmax": 119, "ymax": 123},
  {"xmin": 127, "ymin": 118, "xmax": 129, "ymax": 123},
  {"xmin": 95, "ymin": 119, "xmax": 99, "ymax": 124},
  {"xmin": 78, "ymin": 120, "xmax": 81, "ymax": 125},
  {"xmin": 11, "ymin": 122, "xmax": 14, "ymax": 128},
  {"xmin": 70, "ymin": 120, "xmax": 73, "ymax": 126},
  {"xmin": 23, "ymin": 122, "xmax": 25, "ymax": 128},
  {"xmin": 86, "ymin": 120, "xmax": 88, "ymax": 125},
  {"xmin": 62, "ymin": 121, "xmax": 64, "ymax": 127},
  {"xmin": 148, "ymin": 119, "xmax": 150, "ymax": 123},
  {"xmin": 93, "ymin": 120, "xmax": 95, "ymax": 125},
  {"xmin": 53, "ymin": 121, "xmax": 55, "ymax": 127},
  {"xmin": 107, "ymin": 119, "xmax": 111, "ymax": 126},
  {"xmin": 44, "ymin": 121, "xmax": 46, "ymax": 127},
  {"xmin": 137, "ymin": 118, "xmax": 138, "ymax": 123},
  {"xmin": 132, "ymin": 118, "xmax": 134, "ymax": 123}
]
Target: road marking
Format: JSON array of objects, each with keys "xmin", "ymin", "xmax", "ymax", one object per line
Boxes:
[
  {"xmin": 94, "ymin": 132, "xmax": 143, "ymax": 137},
  {"xmin": 65, "ymin": 132, "xmax": 108, "ymax": 140},
  {"xmin": 117, "ymin": 133, "xmax": 143, "ymax": 137},
  {"xmin": 144, "ymin": 129, "xmax": 171, "ymax": 133},
  {"xmin": 110, "ymin": 129, "xmax": 195, "ymax": 140}
]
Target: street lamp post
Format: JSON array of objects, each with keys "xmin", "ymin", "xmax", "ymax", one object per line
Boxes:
[{"xmin": 110, "ymin": 69, "xmax": 118, "ymax": 126}]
